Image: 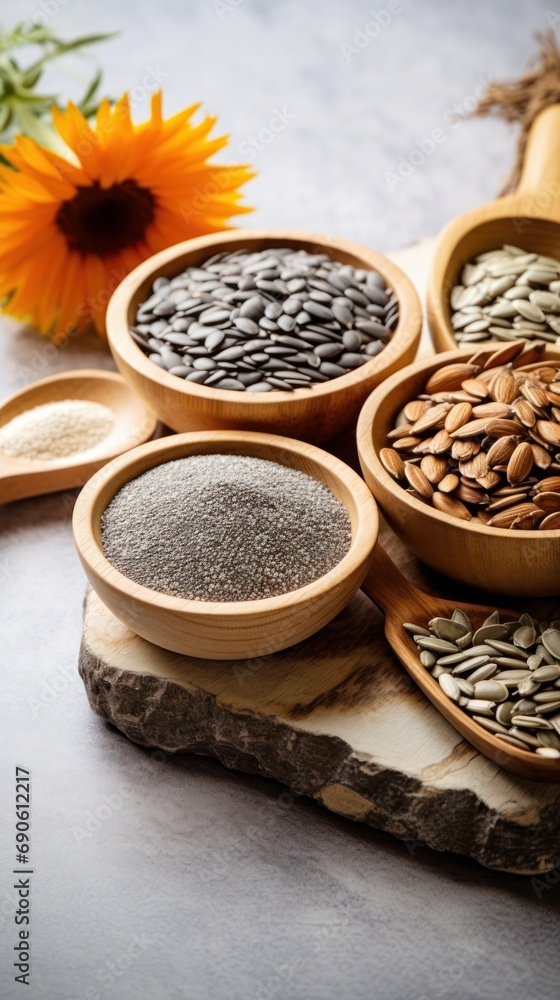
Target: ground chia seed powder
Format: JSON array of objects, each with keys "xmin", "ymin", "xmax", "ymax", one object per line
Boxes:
[{"xmin": 100, "ymin": 453, "xmax": 352, "ymax": 601}]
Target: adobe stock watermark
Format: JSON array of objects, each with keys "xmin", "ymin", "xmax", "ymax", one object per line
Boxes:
[
  {"xmin": 19, "ymin": 0, "xmax": 73, "ymax": 33},
  {"xmin": 237, "ymin": 107, "xmax": 297, "ymax": 163},
  {"xmin": 67, "ymin": 928, "xmax": 160, "ymax": 999},
  {"xmin": 71, "ymin": 784, "xmax": 133, "ymax": 845},
  {"xmin": 213, "ymin": 0, "xmax": 244, "ymax": 20},
  {"xmin": 384, "ymin": 76, "xmax": 490, "ymax": 191},
  {"xmin": 340, "ymin": 1, "xmax": 407, "ymax": 62},
  {"xmin": 531, "ymin": 863, "xmax": 560, "ymax": 899}
]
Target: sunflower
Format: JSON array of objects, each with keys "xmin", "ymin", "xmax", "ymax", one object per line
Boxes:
[{"xmin": 0, "ymin": 93, "xmax": 254, "ymax": 340}]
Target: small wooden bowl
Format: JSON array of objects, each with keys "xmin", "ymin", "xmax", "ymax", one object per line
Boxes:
[
  {"xmin": 106, "ymin": 229, "xmax": 422, "ymax": 445},
  {"xmin": 72, "ymin": 431, "xmax": 378, "ymax": 659},
  {"xmin": 357, "ymin": 346, "xmax": 560, "ymax": 597},
  {"xmin": 428, "ymin": 105, "xmax": 560, "ymax": 352},
  {"xmin": 0, "ymin": 369, "xmax": 157, "ymax": 504}
]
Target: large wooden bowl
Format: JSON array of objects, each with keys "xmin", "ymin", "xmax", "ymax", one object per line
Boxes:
[
  {"xmin": 357, "ymin": 346, "xmax": 560, "ymax": 597},
  {"xmin": 73, "ymin": 431, "xmax": 378, "ymax": 659},
  {"xmin": 106, "ymin": 229, "xmax": 422, "ymax": 445}
]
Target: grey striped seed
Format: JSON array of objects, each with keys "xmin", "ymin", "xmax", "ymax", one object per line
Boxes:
[
  {"xmin": 410, "ymin": 608, "xmax": 560, "ymax": 758},
  {"xmin": 135, "ymin": 247, "xmax": 396, "ymax": 391}
]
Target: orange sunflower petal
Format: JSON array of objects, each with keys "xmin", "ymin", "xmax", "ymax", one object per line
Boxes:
[{"xmin": 0, "ymin": 92, "xmax": 254, "ymax": 337}]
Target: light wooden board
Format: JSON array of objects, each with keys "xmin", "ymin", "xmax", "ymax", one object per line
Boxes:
[
  {"xmin": 78, "ymin": 240, "xmax": 560, "ymax": 874},
  {"xmin": 79, "ymin": 520, "xmax": 560, "ymax": 876}
]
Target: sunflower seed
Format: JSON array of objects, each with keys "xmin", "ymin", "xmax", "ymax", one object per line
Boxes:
[
  {"xmin": 134, "ymin": 247, "xmax": 397, "ymax": 391},
  {"xmin": 408, "ymin": 609, "xmax": 560, "ymax": 757}
]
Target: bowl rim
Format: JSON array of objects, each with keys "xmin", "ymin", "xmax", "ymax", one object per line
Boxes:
[
  {"xmin": 106, "ymin": 227, "xmax": 422, "ymax": 406},
  {"xmin": 427, "ymin": 200, "xmax": 560, "ymax": 352},
  {"xmin": 73, "ymin": 429, "xmax": 379, "ymax": 618},
  {"xmin": 357, "ymin": 345, "xmax": 560, "ymax": 541}
]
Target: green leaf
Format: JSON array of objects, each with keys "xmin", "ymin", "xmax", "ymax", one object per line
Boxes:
[
  {"xmin": 78, "ymin": 68, "xmax": 102, "ymax": 110},
  {"xmin": 25, "ymin": 31, "xmax": 118, "ymax": 73},
  {"xmin": 0, "ymin": 103, "xmax": 12, "ymax": 134},
  {"xmin": 0, "ymin": 24, "xmax": 116, "ymax": 144}
]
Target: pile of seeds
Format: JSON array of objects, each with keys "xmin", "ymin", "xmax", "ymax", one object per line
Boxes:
[
  {"xmin": 101, "ymin": 453, "xmax": 352, "ymax": 601},
  {"xmin": 405, "ymin": 610, "xmax": 560, "ymax": 757},
  {"xmin": 131, "ymin": 246, "xmax": 398, "ymax": 392},
  {"xmin": 450, "ymin": 244, "xmax": 560, "ymax": 346},
  {"xmin": 380, "ymin": 341, "xmax": 560, "ymax": 529},
  {"xmin": 0, "ymin": 399, "xmax": 115, "ymax": 461}
]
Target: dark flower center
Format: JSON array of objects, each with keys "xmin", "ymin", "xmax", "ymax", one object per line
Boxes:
[{"xmin": 56, "ymin": 180, "xmax": 155, "ymax": 257}]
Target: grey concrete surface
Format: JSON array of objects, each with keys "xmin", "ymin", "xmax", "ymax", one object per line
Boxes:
[{"xmin": 1, "ymin": 1, "xmax": 560, "ymax": 998}]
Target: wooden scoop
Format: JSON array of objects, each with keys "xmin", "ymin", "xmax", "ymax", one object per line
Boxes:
[
  {"xmin": 361, "ymin": 545, "xmax": 560, "ymax": 783},
  {"xmin": 428, "ymin": 104, "xmax": 560, "ymax": 352},
  {"xmin": 0, "ymin": 369, "xmax": 157, "ymax": 504}
]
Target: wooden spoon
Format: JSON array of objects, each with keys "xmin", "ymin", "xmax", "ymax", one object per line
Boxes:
[
  {"xmin": 428, "ymin": 104, "xmax": 560, "ymax": 352},
  {"xmin": 361, "ymin": 545, "xmax": 560, "ymax": 783},
  {"xmin": 0, "ymin": 369, "xmax": 157, "ymax": 504}
]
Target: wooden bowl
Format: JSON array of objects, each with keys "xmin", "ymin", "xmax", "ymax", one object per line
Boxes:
[
  {"xmin": 357, "ymin": 346, "xmax": 560, "ymax": 597},
  {"xmin": 106, "ymin": 229, "xmax": 422, "ymax": 445},
  {"xmin": 0, "ymin": 369, "xmax": 157, "ymax": 504},
  {"xmin": 72, "ymin": 431, "xmax": 378, "ymax": 659},
  {"xmin": 428, "ymin": 105, "xmax": 560, "ymax": 352}
]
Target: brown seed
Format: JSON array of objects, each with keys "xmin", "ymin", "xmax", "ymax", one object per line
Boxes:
[
  {"xmin": 430, "ymin": 429, "xmax": 454, "ymax": 454},
  {"xmin": 533, "ymin": 476, "xmax": 560, "ymax": 494},
  {"xmin": 425, "ymin": 363, "xmax": 481, "ymax": 394},
  {"xmin": 449, "ymin": 418, "xmax": 489, "ymax": 440},
  {"xmin": 420, "ymin": 455, "xmax": 448, "ymax": 484},
  {"xmin": 493, "ymin": 484, "xmax": 531, "ymax": 496},
  {"xmin": 438, "ymin": 473, "xmax": 459, "ymax": 493},
  {"xmin": 412, "ymin": 437, "xmax": 435, "ymax": 455},
  {"xmin": 392, "ymin": 436, "xmax": 422, "ymax": 451},
  {"xmin": 534, "ymin": 491, "xmax": 560, "ymax": 513},
  {"xmin": 532, "ymin": 367, "xmax": 558, "ymax": 383},
  {"xmin": 461, "ymin": 378, "xmax": 488, "ymax": 400},
  {"xmin": 487, "ymin": 502, "xmax": 540, "ymax": 528},
  {"xmin": 511, "ymin": 398, "xmax": 536, "ymax": 427},
  {"xmin": 511, "ymin": 510, "xmax": 546, "ymax": 529},
  {"xmin": 455, "ymin": 484, "xmax": 485, "ymax": 504},
  {"xmin": 546, "ymin": 390, "xmax": 560, "ymax": 407},
  {"xmin": 444, "ymin": 402, "xmax": 473, "ymax": 433},
  {"xmin": 477, "ymin": 471, "xmax": 501, "ymax": 490},
  {"xmin": 432, "ymin": 492, "xmax": 472, "ymax": 519},
  {"xmin": 483, "ymin": 341, "xmax": 526, "ymax": 369},
  {"xmin": 521, "ymin": 382, "xmax": 549, "ymax": 409},
  {"xmin": 486, "ymin": 435, "xmax": 517, "ymax": 468},
  {"xmin": 380, "ymin": 447, "xmax": 405, "ymax": 479},
  {"xmin": 472, "ymin": 402, "xmax": 511, "ymax": 419},
  {"xmin": 537, "ymin": 421, "xmax": 560, "ymax": 447},
  {"xmin": 512, "ymin": 341, "xmax": 545, "ymax": 367},
  {"xmin": 486, "ymin": 492, "xmax": 528, "ymax": 513},
  {"xmin": 445, "ymin": 391, "xmax": 480, "ymax": 404},
  {"xmin": 458, "ymin": 452, "xmax": 488, "ymax": 479},
  {"xmin": 477, "ymin": 509, "xmax": 493, "ymax": 525},
  {"xmin": 387, "ymin": 423, "xmax": 414, "ymax": 440},
  {"xmin": 451, "ymin": 439, "xmax": 481, "ymax": 461},
  {"xmin": 539, "ymin": 511, "xmax": 560, "ymax": 529},
  {"xmin": 403, "ymin": 399, "xmax": 428, "ymax": 422},
  {"xmin": 485, "ymin": 418, "xmax": 525, "ymax": 438},
  {"xmin": 531, "ymin": 443, "xmax": 553, "ymax": 470},
  {"xmin": 404, "ymin": 462, "xmax": 433, "ymax": 497},
  {"xmin": 492, "ymin": 373, "xmax": 518, "ymax": 404},
  {"xmin": 507, "ymin": 441, "xmax": 534, "ymax": 485},
  {"xmin": 410, "ymin": 402, "xmax": 452, "ymax": 435}
]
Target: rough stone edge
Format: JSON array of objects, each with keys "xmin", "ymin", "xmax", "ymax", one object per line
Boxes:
[{"xmin": 78, "ymin": 636, "xmax": 560, "ymax": 876}]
